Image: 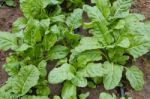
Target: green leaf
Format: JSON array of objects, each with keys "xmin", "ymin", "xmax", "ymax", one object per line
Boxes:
[
  {"xmin": 61, "ymin": 81, "xmax": 77, "ymax": 99},
  {"xmin": 126, "ymin": 66, "xmax": 144, "ymax": 91},
  {"xmin": 21, "ymin": 95, "xmax": 49, "ymax": 99},
  {"xmin": 36, "ymin": 85, "xmax": 50, "ymax": 96},
  {"xmin": 48, "ymin": 45, "xmax": 69, "ymax": 60},
  {"xmin": 12, "ymin": 65, "xmax": 40, "ymax": 96},
  {"xmin": 12, "ymin": 17, "xmax": 27, "ymax": 32},
  {"xmin": 53, "ymin": 96, "xmax": 61, "ymax": 99},
  {"xmin": 48, "ymin": 63, "xmax": 75, "ymax": 84},
  {"xmin": 99, "ymin": 92, "xmax": 116, "ymax": 99},
  {"xmin": 43, "ymin": 33, "xmax": 57, "ymax": 51},
  {"xmin": 20, "ymin": 0, "xmax": 50, "ymax": 19},
  {"xmin": 79, "ymin": 92, "xmax": 89, "ymax": 99},
  {"xmin": 117, "ymin": 38, "xmax": 130, "ymax": 48},
  {"xmin": 77, "ymin": 63, "xmax": 105, "ymax": 78},
  {"xmin": 71, "ymin": 74, "xmax": 87, "ymax": 87},
  {"xmin": 83, "ymin": 5, "xmax": 114, "ymax": 45},
  {"xmin": 95, "ymin": 0, "xmax": 111, "ymax": 18},
  {"xmin": 3, "ymin": 56, "xmax": 20, "ymax": 76},
  {"xmin": 66, "ymin": 8, "xmax": 83, "ymax": 29},
  {"xmin": 5, "ymin": 0, "xmax": 15, "ymax": 7},
  {"xmin": 103, "ymin": 62, "xmax": 123, "ymax": 90},
  {"xmin": 127, "ymin": 37, "xmax": 150, "ymax": 58},
  {"xmin": 76, "ymin": 50, "xmax": 102, "ymax": 67},
  {"xmin": 0, "ymin": 32, "xmax": 17, "ymax": 51},
  {"xmin": 0, "ymin": 90, "xmax": 18, "ymax": 99},
  {"xmin": 38, "ymin": 60, "xmax": 47, "ymax": 77},
  {"xmin": 49, "ymin": 0, "xmax": 63, "ymax": 5},
  {"xmin": 111, "ymin": 0, "xmax": 132, "ymax": 18},
  {"xmin": 73, "ymin": 37, "xmax": 100, "ymax": 54}
]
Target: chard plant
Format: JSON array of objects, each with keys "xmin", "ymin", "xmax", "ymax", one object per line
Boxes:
[
  {"xmin": 0, "ymin": 0, "xmax": 150, "ymax": 99},
  {"xmin": 48, "ymin": 0, "xmax": 150, "ymax": 98}
]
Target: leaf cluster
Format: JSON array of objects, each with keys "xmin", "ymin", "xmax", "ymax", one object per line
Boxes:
[{"xmin": 0, "ymin": 0, "xmax": 150, "ymax": 99}]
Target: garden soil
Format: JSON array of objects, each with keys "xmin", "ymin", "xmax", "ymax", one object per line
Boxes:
[{"xmin": 0, "ymin": 0, "xmax": 150, "ymax": 99}]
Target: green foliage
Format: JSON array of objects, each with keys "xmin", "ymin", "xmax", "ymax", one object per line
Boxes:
[
  {"xmin": 0, "ymin": 0, "xmax": 149, "ymax": 99},
  {"xmin": 126, "ymin": 66, "xmax": 144, "ymax": 91},
  {"xmin": 99, "ymin": 92, "xmax": 116, "ymax": 99}
]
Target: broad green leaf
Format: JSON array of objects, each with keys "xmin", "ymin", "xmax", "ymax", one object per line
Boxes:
[
  {"xmin": 111, "ymin": 0, "xmax": 132, "ymax": 18},
  {"xmin": 3, "ymin": 61, "xmax": 20, "ymax": 76},
  {"xmin": 71, "ymin": 74, "xmax": 87, "ymax": 87},
  {"xmin": 99, "ymin": 92, "xmax": 116, "ymax": 99},
  {"xmin": 88, "ymin": 81, "xmax": 96, "ymax": 88},
  {"xmin": 38, "ymin": 60, "xmax": 47, "ymax": 77},
  {"xmin": 36, "ymin": 85, "xmax": 50, "ymax": 96},
  {"xmin": 72, "ymin": 37, "xmax": 102, "ymax": 54},
  {"xmin": 15, "ymin": 43, "xmax": 30, "ymax": 52},
  {"xmin": 83, "ymin": 5, "xmax": 107, "ymax": 24},
  {"xmin": 21, "ymin": 95, "xmax": 49, "ymax": 99},
  {"xmin": 127, "ymin": 37, "xmax": 150, "ymax": 58},
  {"xmin": 103, "ymin": 62, "xmax": 123, "ymax": 90},
  {"xmin": 12, "ymin": 65, "xmax": 40, "ymax": 96},
  {"xmin": 0, "ymin": 90, "xmax": 18, "ymax": 99},
  {"xmin": 77, "ymin": 63, "xmax": 105, "ymax": 77},
  {"xmin": 76, "ymin": 50, "xmax": 102, "ymax": 67},
  {"xmin": 48, "ymin": 63, "xmax": 75, "ymax": 84},
  {"xmin": 83, "ymin": 5, "xmax": 114, "ymax": 45},
  {"xmin": 12, "ymin": 17, "xmax": 27, "ymax": 32},
  {"xmin": 5, "ymin": 0, "xmax": 15, "ymax": 7},
  {"xmin": 48, "ymin": 45, "xmax": 69, "ymax": 60},
  {"xmin": 114, "ymin": 20, "xmax": 126, "ymax": 29},
  {"xmin": 24, "ymin": 19, "xmax": 41, "ymax": 44},
  {"xmin": 49, "ymin": 0, "xmax": 63, "ymax": 5},
  {"xmin": 0, "ymin": 32, "xmax": 17, "ymax": 51},
  {"xmin": 92, "ymin": 77, "xmax": 103, "ymax": 85},
  {"xmin": 117, "ymin": 38, "xmax": 130, "ymax": 48},
  {"xmin": 126, "ymin": 66, "xmax": 144, "ymax": 91},
  {"xmin": 20, "ymin": 0, "xmax": 50, "ymax": 19},
  {"xmin": 53, "ymin": 96, "xmax": 61, "ymax": 99},
  {"xmin": 108, "ymin": 48, "xmax": 129, "ymax": 64},
  {"xmin": 79, "ymin": 92, "xmax": 89, "ymax": 99},
  {"xmin": 66, "ymin": 8, "xmax": 83, "ymax": 29},
  {"xmin": 43, "ymin": 33, "xmax": 57, "ymax": 51},
  {"xmin": 95, "ymin": 0, "xmax": 111, "ymax": 18},
  {"xmin": 61, "ymin": 81, "xmax": 77, "ymax": 99}
]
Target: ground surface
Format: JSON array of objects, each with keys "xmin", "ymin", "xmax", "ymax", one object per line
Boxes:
[{"xmin": 0, "ymin": 0, "xmax": 150, "ymax": 99}]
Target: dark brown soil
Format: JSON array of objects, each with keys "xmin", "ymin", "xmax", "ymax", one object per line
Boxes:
[{"xmin": 0, "ymin": 0, "xmax": 150, "ymax": 99}]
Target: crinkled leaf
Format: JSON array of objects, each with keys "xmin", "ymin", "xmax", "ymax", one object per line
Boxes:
[
  {"xmin": 43, "ymin": 33, "xmax": 57, "ymax": 51},
  {"xmin": 103, "ymin": 62, "xmax": 123, "ymax": 90},
  {"xmin": 126, "ymin": 66, "xmax": 144, "ymax": 91},
  {"xmin": 0, "ymin": 32, "xmax": 17, "ymax": 51},
  {"xmin": 83, "ymin": 5, "xmax": 114, "ymax": 45},
  {"xmin": 48, "ymin": 63, "xmax": 75, "ymax": 84},
  {"xmin": 12, "ymin": 65, "xmax": 40, "ymax": 96},
  {"xmin": 66, "ymin": 8, "xmax": 83, "ymax": 29},
  {"xmin": 95, "ymin": 0, "xmax": 111, "ymax": 18},
  {"xmin": 20, "ymin": 0, "xmax": 50, "ymax": 19},
  {"xmin": 111, "ymin": 0, "xmax": 132, "ymax": 18}
]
